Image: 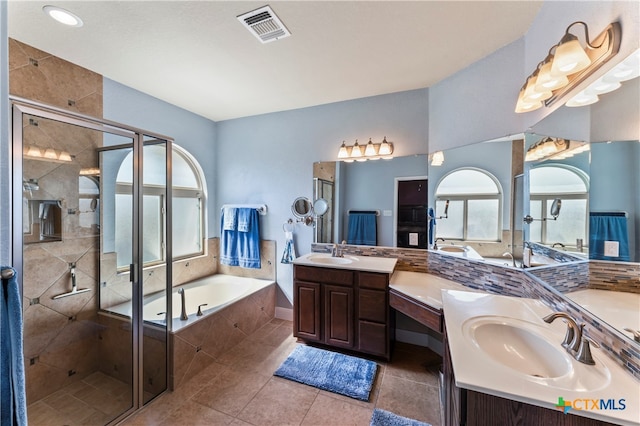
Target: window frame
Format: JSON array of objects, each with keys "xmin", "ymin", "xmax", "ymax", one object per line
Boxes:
[
  {"xmin": 114, "ymin": 145, "xmax": 206, "ymax": 270},
  {"xmin": 529, "ymin": 165, "xmax": 589, "ymax": 246},
  {"xmin": 435, "ymin": 167, "xmax": 503, "ymax": 242}
]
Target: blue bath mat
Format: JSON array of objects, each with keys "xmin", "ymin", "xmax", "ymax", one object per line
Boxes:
[
  {"xmin": 370, "ymin": 409, "xmax": 431, "ymax": 426},
  {"xmin": 274, "ymin": 345, "xmax": 378, "ymax": 401}
]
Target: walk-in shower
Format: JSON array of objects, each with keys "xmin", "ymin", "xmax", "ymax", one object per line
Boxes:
[{"xmin": 11, "ymin": 97, "xmax": 173, "ymax": 424}]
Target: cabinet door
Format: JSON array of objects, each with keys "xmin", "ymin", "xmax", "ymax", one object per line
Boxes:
[
  {"xmin": 358, "ymin": 320, "xmax": 387, "ymax": 356},
  {"xmin": 324, "ymin": 284, "xmax": 354, "ymax": 348},
  {"xmin": 294, "ymin": 281, "xmax": 321, "ymax": 342}
]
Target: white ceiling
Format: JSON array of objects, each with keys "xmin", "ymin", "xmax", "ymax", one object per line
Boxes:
[{"xmin": 8, "ymin": 1, "xmax": 542, "ymax": 122}]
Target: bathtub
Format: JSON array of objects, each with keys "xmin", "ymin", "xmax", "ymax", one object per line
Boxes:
[{"xmin": 106, "ymin": 274, "xmax": 275, "ymax": 332}]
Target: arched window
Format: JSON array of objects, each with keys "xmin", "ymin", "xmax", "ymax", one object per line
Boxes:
[
  {"xmin": 529, "ymin": 165, "xmax": 588, "ymax": 246},
  {"xmin": 115, "ymin": 144, "xmax": 206, "ymax": 268},
  {"xmin": 435, "ymin": 168, "xmax": 502, "ymax": 241}
]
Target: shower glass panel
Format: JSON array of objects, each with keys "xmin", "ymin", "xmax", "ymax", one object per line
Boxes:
[
  {"xmin": 13, "ymin": 99, "xmax": 173, "ymax": 424},
  {"xmin": 18, "ymin": 111, "xmax": 136, "ymax": 424}
]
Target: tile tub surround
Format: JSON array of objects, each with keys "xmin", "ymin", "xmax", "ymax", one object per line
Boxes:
[
  {"xmin": 528, "ymin": 241, "xmax": 585, "ymax": 263},
  {"xmin": 170, "ymin": 282, "xmax": 276, "ymax": 389}
]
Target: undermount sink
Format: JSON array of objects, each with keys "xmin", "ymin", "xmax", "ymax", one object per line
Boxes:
[
  {"xmin": 307, "ymin": 254, "xmax": 357, "ymax": 265},
  {"xmin": 464, "ymin": 317, "xmax": 572, "ymax": 379},
  {"xmin": 439, "ymin": 245, "xmax": 466, "ymax": 253}
]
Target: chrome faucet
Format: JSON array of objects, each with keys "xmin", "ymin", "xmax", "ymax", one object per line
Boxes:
[
  {"xmin": 332, "ymin": 240, "xmax": 346, "ymax": 257},
  {"xmin": 432, "ymin": 237, "xmax": 445, "ymax": 250},
  {"xmin": 502, "ymin": 252, "xmax": 516, "ymax": 267},
  {"xmin": 551, "ymin": 242, "xmax": 565, "ymax": 248},
  {"xmin": 543, "ymin": 312, "xmax": 598, "ymax": 364},
  {"xmin": 178, "ymin": 288, "xmax": 188, "ymax": 320}
]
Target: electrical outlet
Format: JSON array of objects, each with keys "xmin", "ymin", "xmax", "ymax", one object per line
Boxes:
[
  {"xmin": 409, "ymin": 233, "xmax": 418, "ymax": 246},
  {"xmin": 604, "ymin": 241, "xmax": 619, "ymax": 257}
]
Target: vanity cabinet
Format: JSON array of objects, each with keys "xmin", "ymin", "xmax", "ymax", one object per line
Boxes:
[
  {"xmin": 293, "ymin": 265, "xmax": 392, "ymax": 359},
  {"xmin": 442, "ymin": 329, "xmax": 616, "ymax": 426}
]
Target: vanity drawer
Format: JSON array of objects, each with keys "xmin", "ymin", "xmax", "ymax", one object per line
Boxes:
[
  {"xmin": 294, "ymin": 265, "xmax": 353, "ymax": 286},
  {"xmin": 358, "ymin": 272, "xmax": 388, "ymax": 290},
  {"xmin": 359, "ymin": 288, "xmax": 387, "ymax": 323}
]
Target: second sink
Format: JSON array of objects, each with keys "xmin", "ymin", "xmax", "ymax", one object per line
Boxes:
[{"xmin": 464, "ymin": 317, "xmax": 572, "ymax": 379}]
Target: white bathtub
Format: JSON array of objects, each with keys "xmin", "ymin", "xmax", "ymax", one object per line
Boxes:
[{"xmin": 106, "ymin": 274, "xmax": 275, "ymax": 331}]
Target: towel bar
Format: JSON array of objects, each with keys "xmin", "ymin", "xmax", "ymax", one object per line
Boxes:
[
  {"xmin": 348, "ymin": 210, "xmax": 380, "ymax": 216},
  {"xmin": 221, "ymin": 204, "xmax": 267, "ymax": 215}
]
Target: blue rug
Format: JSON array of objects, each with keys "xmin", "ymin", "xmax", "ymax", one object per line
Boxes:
[
  {"xmin": 370, "ymin": 409, "xmax": 431, "ymax": 426},
  {"xmin": 274, "ymin": 345, "xmax": 378, "ymax": 401}
]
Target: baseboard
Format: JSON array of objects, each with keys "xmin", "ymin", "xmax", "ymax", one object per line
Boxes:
[{"xmin": 275, "ymin": 307, "xmax": 293, "ymax": 321}]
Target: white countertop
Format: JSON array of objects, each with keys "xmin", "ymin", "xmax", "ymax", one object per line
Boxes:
[
  {"xmin": 293, "ymin": 252, "xmax": 398, "ymax": 274},
  {"xmin": 442, "ymin": 290, "xmax": 640, "ymax": 425},
  {"xmin": 567, "ymin": 289, "xmax": 640, "ymax": 335},
  {"xmin": 389, "ymin": 271, "xmax": 475, "ymax": 310}
]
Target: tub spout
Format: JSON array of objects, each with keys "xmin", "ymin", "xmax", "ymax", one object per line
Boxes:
[{"xmin": 178, "ymin": 288, "xmax": 188, "ymax": 320}]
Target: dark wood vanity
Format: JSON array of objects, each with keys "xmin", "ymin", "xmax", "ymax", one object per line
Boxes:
[{"xmin": 293, "ymin": 264, "xmax": 393, "ymax": 360}]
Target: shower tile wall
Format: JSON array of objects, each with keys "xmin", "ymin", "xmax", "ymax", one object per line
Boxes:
[{"xmin": 9, "ymin": 38, "xmax": 104, "ymax": 402}]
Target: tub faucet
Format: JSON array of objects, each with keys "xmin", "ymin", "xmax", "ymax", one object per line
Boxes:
[
  {"xmin": 178, "ymin": 288, "xmax": 188, "ymax": 320},
  {"xmin": 551, "ymin": 242, "xmax": 565, "ymax": 248}
]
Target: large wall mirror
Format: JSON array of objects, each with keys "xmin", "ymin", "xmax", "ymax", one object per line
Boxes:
[{"xmin": 313, "ymin": 155, "xmax": 429, "ymax": 248}]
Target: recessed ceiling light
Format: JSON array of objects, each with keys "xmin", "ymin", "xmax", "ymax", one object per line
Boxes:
[{"xmin": 43, "ymin": 5, "xmax": 83, "ymax": 27}]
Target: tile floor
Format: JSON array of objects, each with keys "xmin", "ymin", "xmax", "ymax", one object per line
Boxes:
[
  {"xmin": 122, "ymin": 318, "xmax": 443, "ymax": 426},
  {"xmin": 27, "ymin": 371, "xmax": 133, "ymax": 425}
]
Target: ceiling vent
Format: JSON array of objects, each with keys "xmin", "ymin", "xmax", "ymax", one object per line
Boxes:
[{"xmin": 237, "ymin": 5, "xmax": 291, "ymax": 44}]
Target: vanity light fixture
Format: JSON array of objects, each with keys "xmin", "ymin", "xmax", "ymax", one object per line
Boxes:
[
  {"xmin": 566, "ymin": 47, "xmax": 640, "ymax": 108},
  {"xmin": 43, "ymin": 5, "xmax": 84, "ymax": 27},
  {"xmin": 24, "ymin": 145, "xmax": 73, "ymax": 163},
  {"xmin": 515, "ymin": 21, "xmax": 620, "ymax": 113},
  {"xmin": 430, "ymin": 151, "xmax": 444, "ymax": 166},
  {"xmin": 336, "ymin": 137, "xmax": 394, "ymax": 162},
  {"xmin": 525, "ymin": 137, "xmax": 589, "ymax": 162}
]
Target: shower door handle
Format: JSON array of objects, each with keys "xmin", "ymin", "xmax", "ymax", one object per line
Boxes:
[{"xmin": 129, "ymin": 263, "xmax": 137, "ymax": 283}]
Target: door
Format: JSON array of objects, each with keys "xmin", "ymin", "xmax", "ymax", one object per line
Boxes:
[
  {"xmin": 12, "ymin": 99, "xmax": 172, "ymax": 424},
  {"xmin": 396, "ymin": 178, "xmax": 428, "ymax": 248},
  {"xmin": 324, "ymin": 284, "xmax": 354, "ymax": 348}
]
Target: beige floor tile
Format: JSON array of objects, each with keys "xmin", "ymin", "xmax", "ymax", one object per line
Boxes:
[
  {"xmin": 385, "ymin": 344, "xmax": 441, "ymax": 386},
  {"xmin": 192, "ymin": 367, "xmax": 270, "ymax": 417},
  {"xmin": 237, "ymin": 377, "xmax": 318, "ymax": 426},
  {"xmin": 302, "ymin": 393, "xmax": 373, "ymax": 426},
  {"xmin": 376, "ymin": 374, "xmax": 435, "ymax": 424},
  {"xmin": 160, "ymin": 400, "xmax": 234, "ymax": 426}
]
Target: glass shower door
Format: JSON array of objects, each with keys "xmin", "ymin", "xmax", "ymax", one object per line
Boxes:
[{"xmin": 13, "ymin": 98, "xmax": 172, "ymax": 425}]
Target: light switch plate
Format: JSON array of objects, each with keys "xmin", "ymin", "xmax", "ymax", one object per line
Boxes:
[
  {"xmin": 383, "ymin": 210, "xmax": 392, "ymax": 217},
  {"xmin": 604, "ymin": 241, "xmax": 619, "ymax": 257}
]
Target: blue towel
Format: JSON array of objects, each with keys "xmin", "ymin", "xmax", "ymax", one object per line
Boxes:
[
  {"xmin": 222, "ymin": 207, "xmax": 238, "ymax": 231},
  {"xmin": 1, "ymin": 267, "xmax": 27, "ymax": 426},
  {"xmin": 347, "ymin": 213, "xmax": 377, "ymax": 246},
  {"xmin": 220, "ymin": 208, "xmax": 261, "ymax": 269},
  {"xmin": 589, "ymin": 213, "xmax": 630, "ymax": 261},
  {"xmin": 427, "ymin": 207, "xmax": 436, "ymax": 246}
]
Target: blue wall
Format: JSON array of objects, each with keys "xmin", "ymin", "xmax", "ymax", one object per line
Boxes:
[{"xmin": 215, "ymin": 89, "xmax": 428, "ymax": 304}]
